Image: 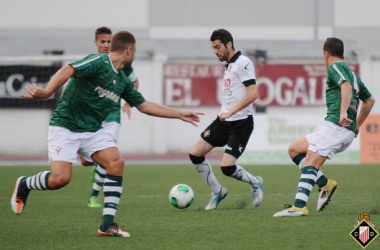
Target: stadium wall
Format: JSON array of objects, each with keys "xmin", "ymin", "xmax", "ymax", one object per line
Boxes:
[{"xmin": 0, "ymin": 55, "xmax": 379, "ymax": 164}]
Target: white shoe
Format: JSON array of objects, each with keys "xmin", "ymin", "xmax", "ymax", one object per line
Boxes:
[
  {"xmin": 317, "ymin": 179, "xmax": 338, "ymax": 212},
  {"xmin": 205, "ymin": 187, "xmax": 228, "ymax": 210},
  {"xmin": 252, "ymin": 176, "xmax": 263, "ymax": 207},
  {"xmin": 273, "ymin": 205, "xmax": 309, "ymax": 217}
]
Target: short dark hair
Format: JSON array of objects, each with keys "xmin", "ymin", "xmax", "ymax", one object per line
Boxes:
[
  {"xmin": 323, "ymin": 37, "xmax": 344, "ymax": 59},
  {"xmin": 210, "ymin": 29, "xmax": 235, "ymax": 50},
  {"xmin": 110, "ymin": 31, "xmax": 136, "ymax": 52},
  {"xmin": 95, "ymin": 26, "xmax": 112, "ymax": 39}
]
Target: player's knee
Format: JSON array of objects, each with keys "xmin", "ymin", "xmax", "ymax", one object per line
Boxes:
[
  {"xmin": 221, "ymin": 165, "xmax": 237, "ymax": 176},
  {"xmin": 288, "ymin": 143, "xmax": 297, "ymax": 157},
  {"xmin": 80, "ymin": 157, "xmax": 93, "ymax": 166},
  {"xmin": 189, "ymin": 154, "xmax": 205, "ymax": 165},
  {"xmin": 107, "ymin": 157, "xmax": 125, "ymax": 173},
  {"xmin": 49, "ymin": 174, "xmax": 71, "ymax": 189}
]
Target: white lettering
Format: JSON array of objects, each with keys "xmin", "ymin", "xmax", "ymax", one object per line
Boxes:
[
  {"xmin": 275, "ymin": 77, "xmax": 293, "ymax": 106},
  {"xmin": 164, "ymin": 78, "xmax": 200, "ymax": 106},
  {"xmin": 292, "ymin": 77, "xmax": 309, "ymax": 105},
  {"xmin": 93, "ymin": 86, "xmax": 120, "ymax": 103},
  {"xmin": 255, "ymin": 77, "xmax": 275, "ymax": 106}
]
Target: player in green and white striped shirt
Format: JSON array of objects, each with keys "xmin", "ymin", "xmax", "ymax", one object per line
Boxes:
[
  {"xmin": 274, "ymin": 37, "xmax": 375, "ymax": 217},
  {"xmin": 83, "ymin": 27, "xmax": 141, "ymax": 209},
  {"xmin": 11, "ymin": 31, "xmax": 203, "ymax": 237}
]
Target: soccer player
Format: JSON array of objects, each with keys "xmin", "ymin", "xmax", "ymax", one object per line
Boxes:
[
  {"xmin": 273, "ymin": 37, "xmax": 375, "ymax": 217},
  {"xmin": 11, "ymin": 31, "xmax": 203, "ymax": 237},
  {"xmin": 84, "ymin": 26, "xmax": 141, "ymax": 208},
  {"xmin": 189, "ymin": 29, "xmax": 263, "ymax": 210}
]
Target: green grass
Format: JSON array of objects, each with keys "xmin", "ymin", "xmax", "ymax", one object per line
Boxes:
[{"xmin": 1, "ymin": 164, "xmax": 379, "ymax": 250}]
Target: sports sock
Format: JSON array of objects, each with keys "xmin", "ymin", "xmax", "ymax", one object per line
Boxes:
[
  {"xmin": 20, "ymin": 171, "xmax": 51, "ymax": 190},
  {"xmin": 222, "ymin": 165, "xmax": 259, "ymax": 187},
  {"xmin": 90, "ymin": 164, "xmax": 106, "ymax": 197},
  {"xmin": 100, "ymin": 174, "xmax": 123, "ymax": 230},
  {"xmin": 294, "ymin": 166, "xmax": 318, "ymax": 208},
  {"xmin": 194, "ymin": 159, "xmax": 222, "ymax": 194},
  {"xmin": 292, "ymin": 154, "xmax": 328, "ymax": 188}
]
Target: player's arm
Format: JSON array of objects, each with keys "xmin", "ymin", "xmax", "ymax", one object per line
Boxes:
[
  {"xmin": 355, "ymin": 96, "xmax": 376, "ymax": 137},
  {"xmin": 219, "ymin": 84, "xmax": 257, "ymax": 121},
  {"xmin": 21, "ymin": 65, "xmax": 75, "ymax": 99},
  {"xmin": 122, "ymin": 79, "xmax": 140, "ymax": 118},
  {"xmin": 339, "ymin": 81, "xmax": 353, "ymax": 127},
  {"xmin": 136, "ymin": 100, "xmax": 204, "ymax": 127},
  {"xmin": 133, "ymin": 79, "xmax": 140, "ymax": 90}
]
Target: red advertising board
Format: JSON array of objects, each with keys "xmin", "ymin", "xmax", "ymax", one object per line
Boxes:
[{"xmin": 163, "ymin": 62, "xmax": 359, "ymax": 107}]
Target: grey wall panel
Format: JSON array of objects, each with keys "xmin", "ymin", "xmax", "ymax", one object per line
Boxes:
[{"xmin": 150, "ymin": 0, "xmax": 315, "ymax": 26}]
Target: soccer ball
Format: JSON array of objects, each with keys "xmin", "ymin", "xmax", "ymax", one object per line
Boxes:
[{"xmin": 169, "ymin": 184, "xmax": 194, "ymax": 209}]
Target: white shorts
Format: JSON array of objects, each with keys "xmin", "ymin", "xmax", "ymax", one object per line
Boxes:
[
  {"xmin": 306, "ymin": 121, "xmax": 355, "ymax": 159},
  {"xmin": 47, "ymin": 126, "xmax": 117, "ymax": 163},
  {"xmin": 102, "ymin": 121, "xmax": 121, "ymax": 143}
]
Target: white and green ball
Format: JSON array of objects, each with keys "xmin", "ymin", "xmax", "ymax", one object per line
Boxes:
[{"xmin": 169, "ymin": 184, "xmax": 194, "ymax": 209}]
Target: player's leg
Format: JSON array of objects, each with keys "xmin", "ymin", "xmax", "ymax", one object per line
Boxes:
[
  {"xmin": 289, "ymin": 136, "xmax": 329, "ymax": 188},
  {"xmin": 221, "ymin": 154, "xmax": 263, "ymax": 207},
  {"xmin": 91, "ymin": 147, "xmax": 129, "ymax": 237},
  {"xmin": 190, "ymin": 138, "xmax": 227, "ymax": 210},
  {"xmin": 273, "ymin": 151, "xmax": 326, "ymax": 217},
  {"xmin": 189, "ymin": 117, "xmax": 226, "ymax": 210},
  {"xmin": 87, "ymin": 163, "xmax": 106, "ymax": 208},
  {"xmin": 220, "ymin": 116, "xmax": 263, "ymax": 207},
  {"xmin": 11, "ymin": 126, "xmax": 77, "ymax": 215},
  {"xmin": 87, "ymin": 122, "xmax": 121, "ymax": 208},
  {"xmin": 274, "ymin": 122, "xmax": 354, "ymax": 217}
]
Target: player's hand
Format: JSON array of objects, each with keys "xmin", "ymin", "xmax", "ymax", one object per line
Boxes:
[
  {"xmin": 20, "ymin": 83, "xmax": 51, "ymax": 99},
  {"xmin": 122, "ymin": 102, "xmax": 132, "ymax": 119},
  {"xmin": 219, "ymin": 112, "xmax": 232, "ymax": 121},
  {"xmin": 179, "ymin": 111, "xmax": 204, "ymax": 127},
  {"xmin": 339, "ymin": 111, "xmax": 353, "ymax": 127},
  {"xmin": 355, "ymin": 127, "xmax": 360, "ymax": 138}
]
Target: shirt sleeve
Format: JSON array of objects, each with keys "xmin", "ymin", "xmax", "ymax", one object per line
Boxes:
[
  {"xmin": 70, "ymin": 54, "xmax": 103, "ymax": 79},
  {"xmin": 238, "ymin": 58, "xmax": 256, "ymax": 86},
  {"xmin": 358, "ymin": 80, "xmax": 372, "ymax": 101},
  {"xmin": 128, "ymin": 71, "xmax": 138, "ymax": 83},
  {"xmin": 328, "ymin": 63, "xmax": 352, "ymax": 87},
  {"xmin": 120, "ymin": 81, "xmax": 145, "ymax": 107}
]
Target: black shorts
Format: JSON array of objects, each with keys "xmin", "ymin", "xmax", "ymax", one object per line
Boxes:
[{"xmin": 201, "ymin": 115, "xmax": 254, "ymax": 159}]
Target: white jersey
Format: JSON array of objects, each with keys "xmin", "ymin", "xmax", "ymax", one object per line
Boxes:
[{"xmin": 220, "ymin": 51, "xmax": 256, "ymax": 121}]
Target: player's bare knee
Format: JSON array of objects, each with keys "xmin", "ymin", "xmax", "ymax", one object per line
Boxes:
[
  {"xmin": 288, "ymin": 144, "xmax": 297, "ymax": 157},
  {"xmin": 49, "ymin": 174, "xmax": 71, "ymax": 189},
  {"xmin": 106, "ymin": 157, "xmax": 125, "ymax": 174}
]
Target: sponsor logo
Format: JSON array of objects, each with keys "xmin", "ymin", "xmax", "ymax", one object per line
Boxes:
[
  {"xmin": 94, "ymin": 86, "xmax": 120, "ymax": 103},
  {"xmin": 350, "ymin": 213, "xmax": 378, "ymax": 249},
  {"xmin": 244, "ymin": 63, "xmax": 249, "ymax": 70},
  {"xmin": 225, "ymin": 145, "xmax": 232, "ymax": 151}
]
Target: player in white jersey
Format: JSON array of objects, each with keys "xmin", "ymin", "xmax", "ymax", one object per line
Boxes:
[{"xmin": 189, "ymin": 29, "xmax": 263, "ymax": 210}]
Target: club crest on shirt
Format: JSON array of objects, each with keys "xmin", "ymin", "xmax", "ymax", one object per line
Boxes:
[
  {"xmin": 203, "ymin": 130, "xmax": 210, "ymax": 138},
  {"xmin": 112, "ymin": 79, "xmax": 118, "ymax": 89}
]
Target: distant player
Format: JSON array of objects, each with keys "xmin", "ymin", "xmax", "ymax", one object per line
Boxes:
[
  {"xmin": 84, "ymin": 27, "xmax": 140, "ymax": 209},
  {"xmin": 273, "ymin": 37, "xmax": 375, "ymax": 217},
  {"xmin": 189, "ymin": 29, "xmax": 263, "ymax": 210},
  {"xmin": 12, "ymin": 31, "xmax": 203, "ymax": 237}
]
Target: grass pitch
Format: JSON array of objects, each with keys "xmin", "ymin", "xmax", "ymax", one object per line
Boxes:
[{"xmin": 1, "ymin": 164, "xmax": 379, "ymax": 250}]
